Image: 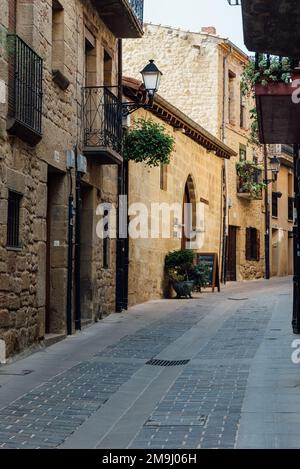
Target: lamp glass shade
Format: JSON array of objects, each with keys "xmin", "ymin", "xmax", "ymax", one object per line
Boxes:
[
  {"xmin": 269, "ymin": 156, "xmax": 280, "ymax": 174},
  {"xmin": 141, "ymin": 60, "xmax": 162, "ymax": 94}
]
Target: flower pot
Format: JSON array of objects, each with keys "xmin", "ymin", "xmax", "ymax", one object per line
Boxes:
[
  {"xmin": 255, "ymin": 83, "xmax": 300, "ymax": 144},
  {"xmin": 172, "ymin": 281, "xmax": 194, "ymax": 299}
]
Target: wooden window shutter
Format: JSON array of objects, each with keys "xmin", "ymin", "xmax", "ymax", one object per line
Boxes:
[
  {"xmin": 245, "ymin": 227, "xmax": 251, "ymax": 261},
  {"xmin": 9, "ymin": 0, "xmax": 16, "ymax": 32},
  {"xmin": 256, "ymin": 230, "xmax": 260, "ymax": 261}
]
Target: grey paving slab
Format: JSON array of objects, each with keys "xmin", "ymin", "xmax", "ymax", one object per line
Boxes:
[{"xmin": 0, "ymin": 277, "xmax": 296, "ymax": 449}]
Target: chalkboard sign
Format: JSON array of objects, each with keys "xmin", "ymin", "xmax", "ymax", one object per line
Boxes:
[{"xmin": 196, "ymin": 253, "xmax": 220, "ymax": 293}]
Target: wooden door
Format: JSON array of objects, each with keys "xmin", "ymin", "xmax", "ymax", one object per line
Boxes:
[{"xmin": 226, "ymin": 226, "xmax": 237, "ymax": 281}]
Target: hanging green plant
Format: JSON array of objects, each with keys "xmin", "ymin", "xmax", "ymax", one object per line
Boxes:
[
  {"xmin": 123, "ymin": 118, "xmax": 175, "ymax": 167},
  {"xmin": 241, "ymin": 56, "xmax": 291, "ymax": 96}
]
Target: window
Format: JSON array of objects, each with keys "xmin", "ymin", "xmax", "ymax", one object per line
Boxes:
[
  {"xmin": 246, "ymin": 227, "xmax": 260, "ymax": 261},
  {"xmin": 239, "ymin": 144, "xmax": 247, "ymax": 162},
  {"xmin": 103, "ymin": 49, "xmax": 113, "ymax": 87},
  {"xmin": 240, "ymin": 85, "xmax": 246, "ymax": 129},
  {"xmin": 228, "ymin": 70, "xmax": 236, "ymax": 125},
  {"xmin": 288, "ymin": 197, "xmax": 294, "ymax": 222},
  {"xmin": 7, "ymin": 190, "xmax": 22, "ymax": 248},
  {"xmin": 272, "ymin": 192, "xmax": 279, "ymax": 218},
  {"xmin": 160, "ymin": 164, "xmax": 168, "ymax": 191}
]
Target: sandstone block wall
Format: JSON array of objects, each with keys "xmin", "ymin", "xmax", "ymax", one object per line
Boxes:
[
  {"xmin": 128, "ymin": 109, "xmax": 224, "ymax": 306},
  {"xmin": 124, "ymin": 24, "xmax": 265, "ymax": 281},
  {"xmin": 0, "ymin": 0, "xmax": 120, "ymax": 357}
]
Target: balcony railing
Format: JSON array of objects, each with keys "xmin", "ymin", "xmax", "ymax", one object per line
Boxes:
[
  {"xmin": 7, "ymin": 34, "xmax": 43, "ymax": 145},
  {"xmin": 93, "ymin": 0, "xmax": 144, "ymax": 38},
  {"xmin": 82, "ymin": 86, "xmax": 123, "ymax": 164},
  {"xmin": 282, "ymin": 145, "xmax": 294, "ymax": 157},
  {"xmin": 128, "ymin": 0, "xmax": 144, "ymax": 24}
]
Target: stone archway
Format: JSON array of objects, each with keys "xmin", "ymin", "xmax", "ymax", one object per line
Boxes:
[{"xmin": 182, "ymin": 174, "xmax": 197, "ymax": 249}]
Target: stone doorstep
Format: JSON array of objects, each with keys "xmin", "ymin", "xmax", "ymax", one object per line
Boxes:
[{"xmin": 43, "ymin": 333, "xmax": 67, "ymax": 348}]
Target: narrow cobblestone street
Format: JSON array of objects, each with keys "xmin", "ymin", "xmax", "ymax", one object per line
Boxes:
[{"xmin": 0, "ymin": 277, "xmax": 298, "ymax": 449}]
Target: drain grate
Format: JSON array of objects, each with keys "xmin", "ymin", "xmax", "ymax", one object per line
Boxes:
[
  {"xmin": 146, "ymin": 359, "xmax": 190, "ymax": 367},
  {"xmin": 145, "ymin": 415, "xmax": 208, "ymax": 427},
  {"xmin": 0, "ymin": 370, "xmax": 33, "ymax": 376}
]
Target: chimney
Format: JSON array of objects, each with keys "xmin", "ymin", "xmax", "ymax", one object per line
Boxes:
[{"xmin": 201, "ymin": 26, "xmax": 217, "ymax": 35}]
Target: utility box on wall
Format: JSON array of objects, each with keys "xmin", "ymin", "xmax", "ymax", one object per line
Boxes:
[{"xmin": 0, "ymin": 339, "xmax": 6, "ymax": 364}]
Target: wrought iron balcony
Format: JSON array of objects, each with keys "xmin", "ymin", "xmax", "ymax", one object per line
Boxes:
[
  {"xmin": 82, "ymin": 86, "xmax": 123, "ymax": 165},
  {"xmin": 93, "ymin": 0, "xmax": 144, "ymax": 38},
  {"xmin": 282, "ymin": 145, "xmax": 294, "ymax": 157},
  {"xmin": 7, "ymin": 34, "xmax": 43, "ymax": 145}
]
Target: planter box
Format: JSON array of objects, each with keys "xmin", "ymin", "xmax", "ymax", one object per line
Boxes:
[
  {"xmin": 172, "ymin": 281, "xmax": 194, "ymax": 299},
  {"xmin": 255, "ymin": 83, "xmax": 300, "ymax": 144},
  {"xmin": 242, "ymin": 0, "xmax": 300, "ymax": 58}
]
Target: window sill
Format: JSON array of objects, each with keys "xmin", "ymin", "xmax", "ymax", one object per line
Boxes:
[{"xmin": 6, "ymin": 246, "xmax": 22, "ymax": 252}]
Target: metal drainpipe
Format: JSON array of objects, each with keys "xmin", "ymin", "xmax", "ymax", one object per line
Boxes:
[
  {"xmin": 74, "ymin": 145, "xmax": 82, "ymax": 331},
  {"xmin": 221, "ymin": 45, "xmax": 232, "ymax": 284},
  {"xmin": 66, "ymin": 168, "xmax": 74, "ymax": 336},
  {"xmin": 116, "ymin": 38, "xmax": 128, "ymax": 312},
  {"xmin": 264, "ymin": 144, "xmax": 270, "ymax": 280}
]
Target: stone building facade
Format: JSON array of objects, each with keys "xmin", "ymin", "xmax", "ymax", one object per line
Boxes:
[
  {"xmin": 268, "ymin": 145, "xmax": 294, "ymax": 277},
  {"xmin": 0, "ymin": 0, "xmax": 144, "ymax": 359},
  {"xmin": 123, "ymin": 24, "xmax": 266, "ymax": 282},
  {"xmin": 123, "ymin": 80, "xmax": 235, "ymax": 305}
]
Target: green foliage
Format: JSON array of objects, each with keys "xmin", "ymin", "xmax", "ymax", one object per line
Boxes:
[
  {"xmin": 236, "ymin": 160, "xmax": 266, "ymax": 198},
  {"xmin": 165, "ymin": 249, "xmax": 210, "ymax": 292},
  {"xmin": 191, "ymin": 263, "xmax": 210, "ymax": 290},
  {"xmin": 165, "ymin": 249, "xmax": 195, "ymax": 282},
  {"xmin": 123, "ymin": 118, "xmax": 175, "ymax": 167},
  {"xmin": 241, "ymin": 56, "xmax": 292, "ymax": 144},
  {"xmin": 241, "ymin": 56, "xmax": 291, "ymax": 97}
]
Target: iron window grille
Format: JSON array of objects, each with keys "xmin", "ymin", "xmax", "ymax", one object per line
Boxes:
[
  {"xmin": 128, "ymin": 0, "xmax": 144, "ymax": 25},
  {"xmin": 82, "ymin": 86, "xmax": 122, "ymax": 154},
  {"xmin": 7, "ymin": 34, "xmax": 43, "ymax": 139},
  {"xmin": 7, "ymin": 191, "xmax": 22, "ymax": 248}
]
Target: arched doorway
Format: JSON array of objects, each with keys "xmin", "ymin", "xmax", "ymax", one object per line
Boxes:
[{"xmin": 182, "ymin": 175, "xmax": 197, "ymax": 250}]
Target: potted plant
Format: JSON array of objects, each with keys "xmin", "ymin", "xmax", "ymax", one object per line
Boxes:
[
  {"xmin": 165, "ymin": 249, "xmax": 195, "ymax": 299},
  {"xmin": 123, "ymin": 118, "xmax": 175, "ymax": 167}
]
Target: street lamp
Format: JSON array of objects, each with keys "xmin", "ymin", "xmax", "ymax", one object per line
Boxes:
[
  {"xmin": 263, "ymin": 156, "xmax": 281, "ymax": 184},
  {"xmin": 123, "ymin": 60, "xmax": 163, "ymax": 116},
  {"xmin": 141, "ymin": 60, "xmax": 162, "ymax": 100},
  {"xmin": 269, "ymin": 156, "xmax": 281, "ymax": 175}
]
